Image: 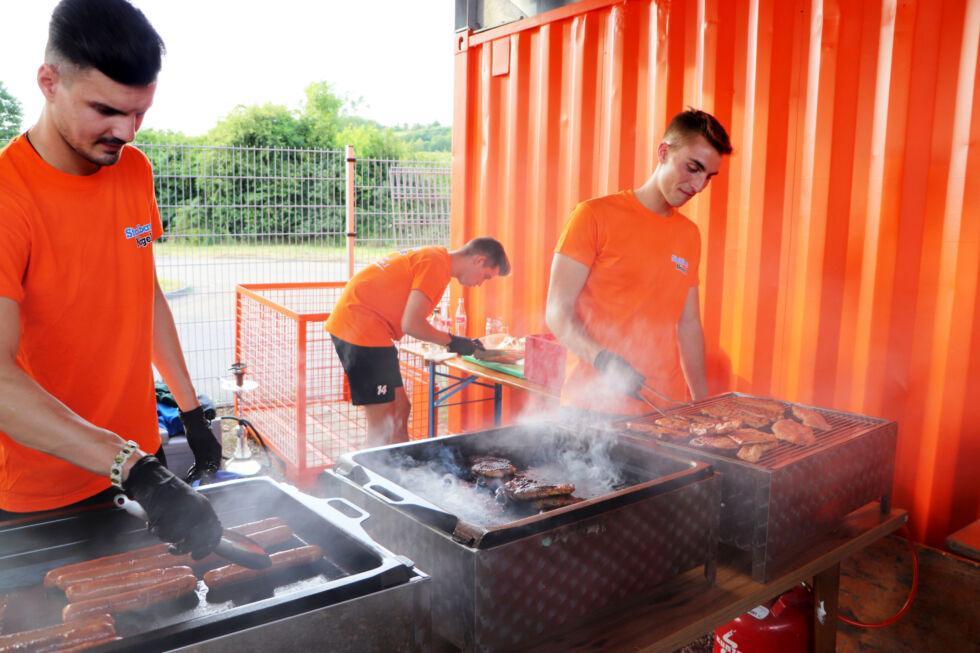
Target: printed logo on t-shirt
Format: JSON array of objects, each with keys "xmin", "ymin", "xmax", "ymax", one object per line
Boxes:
[
  {"xmin": 124, "ymin": 223, "xmax": 153, "ymax": 248},
  {"xmin": 671, "ymin": 254, "xmax": 689, "ymax": 274}
]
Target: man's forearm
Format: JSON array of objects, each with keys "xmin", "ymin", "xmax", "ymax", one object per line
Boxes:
[
  {"xmin": 677, "ymin": 320, "xmax": 708, "ymax": 400},
  {"xmin": 545, "ymin": 304, "xmax": 602, "ymax": 367},
  {"xmin": 152, "ymin": 283, "xmax": 198, "ymax": 411},
  {"xmin": 403, "ymin": 321, "xmax": 452, "ymax": 346},
  {"xmin": 0, "ymin": 365, "xmax": 144, "ymax": 478}
]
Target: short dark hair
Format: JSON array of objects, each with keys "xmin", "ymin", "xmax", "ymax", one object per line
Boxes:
[
  {"xmin": 47, "ymin": 0, "xmax": 165, "ymax": 86},
  {"xmin": 664, "ymin": 108, "xmax": 732, "ymax": 155},
  {"xmin": 460, "ymin": 237, "xmax": 511, "ymax": 276}
]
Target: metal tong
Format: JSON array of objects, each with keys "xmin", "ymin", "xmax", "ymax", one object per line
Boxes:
[
  {"xmin": 634, "ymin": 382, "xmax": 691, "ymax": 417},
  {"xmin": 114, "ymin": 494, "xmax": 272, "ymax": 569}
]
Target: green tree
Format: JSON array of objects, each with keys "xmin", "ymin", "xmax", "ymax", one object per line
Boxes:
[
  {"xmin": 207, "ymin": 104, "xmax": 304, "ymax": 148},
  {"xmin": 0, "ymin": 82, "xmax": 24, "ymax": 144},
  {"xmin": 299, "ymin": 81, "xmax": 345, "ymax": 148}
]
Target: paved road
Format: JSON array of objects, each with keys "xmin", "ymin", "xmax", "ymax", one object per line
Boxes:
[{"xmin": 156, "ymin": 253, "xmax": 349, "ymax": 402}]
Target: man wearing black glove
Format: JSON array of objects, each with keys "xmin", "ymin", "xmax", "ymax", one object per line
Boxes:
[
  {"xmin": 180, "ymin": 407, "xmax": 223, "ymax": 483},
  {"xmin": 0, "ymin": 0, "xmax": 222, "ymax": 555},
  {"xmin": 546, "ymin": 110, "xmax": 732, "ymax": 414},
  {"xmin": 326, "ymin": 238, "xmax": 510, "ymax": 447},
  {"xmin": 124, "ymin": 455, "xmax": 222, "ymax": 558},
  {"xmin": 593, "ymin": 349, "xmax": 645, "ymax": 399},
  {"xmin": 447, "ymin": 335, "xmax": 486, "ymax": 356}
]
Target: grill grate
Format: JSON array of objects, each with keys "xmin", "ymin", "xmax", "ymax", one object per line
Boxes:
[{"xmin": 622, "ymin": 393, "xmax": 886, "ymax": 468}]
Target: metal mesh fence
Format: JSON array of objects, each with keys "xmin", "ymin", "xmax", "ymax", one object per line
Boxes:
[{"xmin": 141, "ymin": 142, "xmax": 450, "ymax": 405}]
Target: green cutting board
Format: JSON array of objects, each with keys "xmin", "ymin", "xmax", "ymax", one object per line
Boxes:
[{"xmin": 462, "ymin": 355, "xmax": 525, "ymax": 379}]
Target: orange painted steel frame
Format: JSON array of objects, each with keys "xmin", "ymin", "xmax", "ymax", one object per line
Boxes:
[{"xmin": 451, "ymin": 0, "xmax": 980, "ymax": 546}]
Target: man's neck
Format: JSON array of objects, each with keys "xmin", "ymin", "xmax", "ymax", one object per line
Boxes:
[
  {"xmin": 27, "ymin": 113, "xmax": 100, "ymax": 176},
  {"xmin": 632, "ymin": 174, "xmax": 673, "ymax": 217}
]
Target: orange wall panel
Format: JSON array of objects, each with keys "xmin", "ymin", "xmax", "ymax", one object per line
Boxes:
[{"xmin": 451, "ymin": 0, "xmax": 980, "ymax": 545}]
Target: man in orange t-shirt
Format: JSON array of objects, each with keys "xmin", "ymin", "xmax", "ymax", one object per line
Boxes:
[
  {"xmin": 326, "ymin": 238, "xmax": 510, "ymax": 447},
  {"xmin": 546, "ymin": 109, "xmax": 732, "ymax": 416},
  {"xmin": 0, "ymin": 0, "xmax": 221, "ymax": 558}
]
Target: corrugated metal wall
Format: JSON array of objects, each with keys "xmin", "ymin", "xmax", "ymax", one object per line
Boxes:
[{"xmin": 450, "ymin": 0, "xmax": 980, "ymax": 545}]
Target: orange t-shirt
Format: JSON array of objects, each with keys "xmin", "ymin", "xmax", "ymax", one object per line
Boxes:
[
  {"xmin": 0, "ymin": 135, "xmax": 163, "ymax": 511},
  {"xmin": 325, "ymin": 246, "xmax": 451, "ymax": 346},
  {"xmin": 555, "ymin": 190, "xmax": 701, "ymax": 415}
]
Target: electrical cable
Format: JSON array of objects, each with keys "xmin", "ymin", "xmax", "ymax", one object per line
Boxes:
[{"xmin": 838, "ymin": 523, "xmax": 919, "ymax": 628}]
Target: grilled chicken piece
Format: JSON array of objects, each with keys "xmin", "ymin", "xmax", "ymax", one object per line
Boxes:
[
  {"xmin": 653, "ymin": 416, "xmax": 693, "ymax": 432},
  {"xmin": 734, "ymin": 397, "xmax": 787, "ymax": 420},
  {"xmin": 688, "ymin": 415, "xmax": 742, "ymax": 436},
  {"xmin": 771, "ymin": 419, "xmax": 816, "ymax": 446},
  {"xmin": 625, "ymin": 421, "xmax": 689, "ymax": 440},
  {"xmin": 700, "ymin": 404, "xmax": 771, "ymax": 429},
  {"xmin": 737, "ymin": 442, "xmax": 779, "ymax": 463},
  {"xmin": 688, "ymin": 435, "xmax": 740, "ymax": 450},
  {"xmin": 532, "ymin": 495, "xmax": 584, "ymax": 510},
  {"xmin": 791, "ymin": 405, "xmax": 831, "ymax": 431},
  {"xmin": 503, "ymin": 475, "xmax": 575, "ymax": 500},
  {"xmin": 728, "ymin": 428, "xmax": 780, "ymax": 446},
  {"xmin": 469, "ymin": 455, "xmax": 517, "ymax": 478}
]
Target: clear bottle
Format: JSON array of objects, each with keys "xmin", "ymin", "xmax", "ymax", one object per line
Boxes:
[
  {"xmin": 454, "ymin": 298, "xmax": 467, "ymax": 336},
  {"xmin": 430, "ymin": 306, "xmax": 441, "ymax": 328}
]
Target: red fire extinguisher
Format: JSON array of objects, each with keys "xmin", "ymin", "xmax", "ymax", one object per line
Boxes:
[{"xmin": 713, "ymin": 585, "xmax": 813, "ymax": 652}]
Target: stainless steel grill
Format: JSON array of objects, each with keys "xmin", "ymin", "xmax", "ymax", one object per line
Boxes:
[
  {"xmin": 618, "ymin": 392, "xmax": 897, "ymax": 582},
  {"xmin": 319, "ymin": 422, "xmax": 721, "ymax": 652}
]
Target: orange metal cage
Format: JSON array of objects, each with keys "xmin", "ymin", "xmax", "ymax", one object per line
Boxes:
[{"xmin": 234, "ymin": 282, "xmax": 435, "ymax": 486}]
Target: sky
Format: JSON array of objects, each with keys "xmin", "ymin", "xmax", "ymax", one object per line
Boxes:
[{"xmin": 0, "ymin": 0, "xmax": 456, "ymax": 136}]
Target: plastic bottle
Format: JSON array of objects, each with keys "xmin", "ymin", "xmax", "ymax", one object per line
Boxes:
[
  {"xmin": 454, "ymin": 298, "xmax": 467, "ymax": 336},
  {"xmin": 430, "ymin": 306, "xmax": 441, "ymax": 328}
]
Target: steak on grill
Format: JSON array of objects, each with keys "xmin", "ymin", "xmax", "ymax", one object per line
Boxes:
[
  {"xmin": 734, "ymin": 397, "xmax": 787, "ymax": 420},
  {"xmin": 771, "ymin": 419, "xmax": 816, "ymax": 446},
  {"xmin": 791, "ymin": 405, "xmax": 831, "ymax": 431},
  {"xmin": 654, "ymin": 416, "xmax": 694, "ymax": 432},
  {"xmin": 502, "ymin": 475, "xmax": 575, "ymax": 500},
  {"xmin": 469, "ymin": 456, "xmax": 517, "ymax": 478}
]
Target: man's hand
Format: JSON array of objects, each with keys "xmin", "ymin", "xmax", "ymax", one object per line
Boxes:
[
  {"xmin": 123, "ymin": 456, "xmax": 223, "ymax": 559},
  {"xmin": 447, "ymin": 335, "xmax": 484, "ymax": 356},
  {"xmin": 593, "ymin": 349, "xmax": 645, "ymax": 398},
  {"xmin": 179, "ymin": 406, "xmax": 221, "ymax": 483}
]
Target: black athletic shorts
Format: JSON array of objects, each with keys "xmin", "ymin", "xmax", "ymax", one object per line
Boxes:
[{"xmin": 330, "ymin": 335, "xmax": 403, "ymax": 406}]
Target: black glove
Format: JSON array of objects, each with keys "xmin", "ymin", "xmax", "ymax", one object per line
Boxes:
[
  {"xmin": 447, "ymin": 335, "xmax": 485, "ymax": 355},
  {"xmin": 593, "ymin": 349, "xmax": 645, "ymax": 398},
  {"xmin": 180, "ymin": 405, "xmax": 222, "ymax": 483},
  {"xmin": 123, "ymin": 455, "xmax": 223, "ymax": 559}
]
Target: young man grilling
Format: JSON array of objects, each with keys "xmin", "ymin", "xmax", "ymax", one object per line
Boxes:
[
  {"xmin": 0, "ymin": 0, "xmax": 222, "ymax": 556},
  {"xmin": 326, "ymin": 238, "xmax": 510, "ymax": 447},
  {"xmin": 546, "ymin": 108, "xmax": 732, "ymax": 415}
]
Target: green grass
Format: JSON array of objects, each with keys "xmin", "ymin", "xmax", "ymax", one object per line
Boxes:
[{"xmin": 157, "ymin": 277, "xmax": 184, "ymax": 293}]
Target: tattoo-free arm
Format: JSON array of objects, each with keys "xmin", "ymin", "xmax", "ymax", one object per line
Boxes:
[
  {"xmin": 401, "ymin": 290, "xmax": 452, "ymax": 345},
  {"xmin": 544, "ymin": 253, "xmax": 602, "ymax": 366},
  {"xmin": 677, "ymin": 286, "xmax": 709, "ymax": 400},
  {"xmin": 0, "ymin": 297, "xmax": 146, "ymax": 478}
]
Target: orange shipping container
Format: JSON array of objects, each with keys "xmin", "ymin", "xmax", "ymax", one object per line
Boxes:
[{"xmin": 450, "ymin": 0, "xmax": 980, "ymax": 546}]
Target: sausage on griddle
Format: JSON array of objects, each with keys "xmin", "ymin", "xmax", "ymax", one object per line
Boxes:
[
  {"xmin": 65, "ymin": 565, "xmax": 194, "ymax": 602},
  {"xmin": 63, "ymin": 573, "xmax": 198, "ymax": 622},
  {"xmin": 204, "ymin": 545, "xmax": 323, "ymax": 590},
  {"xmin": 0, "ymin": 614, "xmax": 114, "ymax": 651},
  {"xmin": 45, "ymin": 517, "xmax": 288, "ymax": 588}
]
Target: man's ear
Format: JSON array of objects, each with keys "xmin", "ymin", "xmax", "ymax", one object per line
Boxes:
[
  {"xmin": 37, "ymin": 64, "xmax": 59, "ymax": 102},
  {"xmin": 471, "ymin": 255, "xmax": 486, "ymax": 269},
  {"xmin": 657, "ymin": 141, "xmax": 669, "ymax": 164}
]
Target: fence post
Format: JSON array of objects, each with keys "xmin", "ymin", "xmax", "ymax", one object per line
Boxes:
[{"xmin": 345, "ymin": 145, "xmax": 356, "ymax": 280}]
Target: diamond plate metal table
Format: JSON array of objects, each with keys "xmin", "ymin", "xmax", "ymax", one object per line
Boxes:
[{"xmin": 527, "ymin": 503, "xmax": 907, "ymax": 653}]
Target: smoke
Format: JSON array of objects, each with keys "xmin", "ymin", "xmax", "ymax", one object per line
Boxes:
[{"xmin": 361, "ymin": 424, "xmax": 632, "ymax": 528}]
